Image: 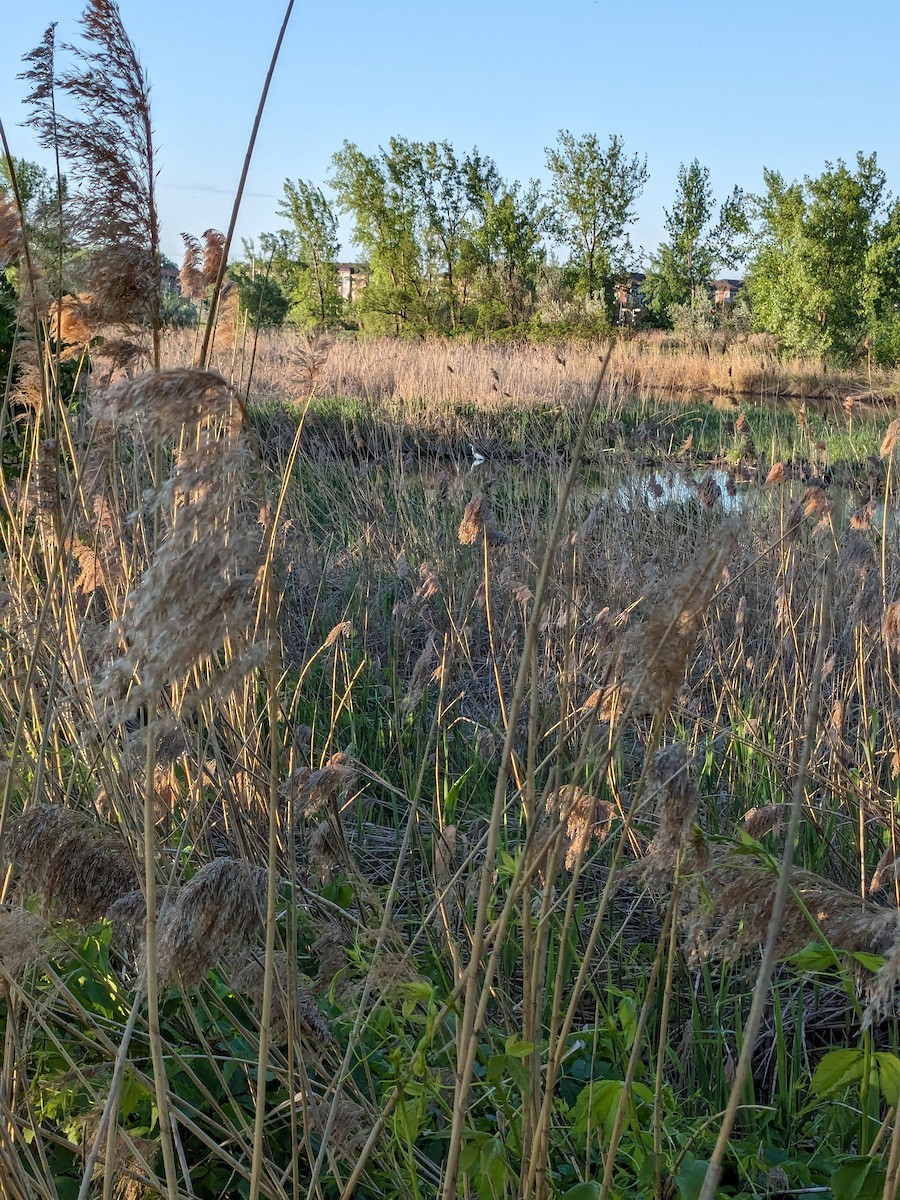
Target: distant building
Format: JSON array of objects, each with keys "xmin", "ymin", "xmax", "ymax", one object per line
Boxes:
[
  {"xmin": 160, "ymin": 264, "xmax": 180, "ymax": 294},
  {"xmin": 710, "ymin": 278, "xmax": 743, "ymax": 305},
  {"xmin": 334, "ymin": 262, "xmax": 369, "ymax": 302},
  {"xmin": 615, "ymin": 271, "xmax": 647, "ymax": 325}
]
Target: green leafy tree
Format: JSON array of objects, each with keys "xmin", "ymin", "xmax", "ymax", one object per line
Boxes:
[
  {"xmin": 544, "ymin": 131, "xmax": 647, "ymax": 305},
  {"xmin": 277, "ymin": 179, "xmax": 342, "ymax": 328},
  {"xmin": 330, "ymin": 140, "xmax": 427, "ymax": 334},
  {"xmin": 390, "ymin": 138, "xmax": 473, "ymax": 326},
  {"xmin": 862, "ymin": 200, "xmax": 900, "ymax": 365},
  {"xmin": 642, "ymin": 160, "xmax": 747, "ymax": 326},
  {"xmin": 0, "ymin": 156, "xmax": 76, "ymax": 298},
  {"xmin": 463, "ymin": 162, "xmax": 547, "ymax": 329},
  {"xmin": 745, "ymin": 153, "xmax": 888, "ymax": 362}
]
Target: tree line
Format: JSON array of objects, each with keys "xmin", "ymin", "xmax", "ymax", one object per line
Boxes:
[{"xmin": 5, "ymin": 134, "xmax": 900, "ymax": 365}]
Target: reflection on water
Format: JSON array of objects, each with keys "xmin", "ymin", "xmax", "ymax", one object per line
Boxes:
[{"xmin": 613, "ymin": 468, "xmax": 746, "ymax": 514}]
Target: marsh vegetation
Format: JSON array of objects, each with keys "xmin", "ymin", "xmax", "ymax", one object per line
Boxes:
[{"xmin": 6, "ymin": 5, "xmax": 900, "ymax": 1200}]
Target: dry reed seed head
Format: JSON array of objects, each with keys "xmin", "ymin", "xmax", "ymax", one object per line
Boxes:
[
  {"xmin": 324, "ymin": 621, "xmax": 352, "ymax": 648},
  {"xmin": 106, "ymin": 888, "xmax": 150, "ymax": 943},
  {"xmin": 577, "ymin": 506, "xmax": 599, "ymax": 543},
  {"xmin": 90, "ymin": 372, "xmax": 262, "ymax": 717},
  {"xmin": 306, "ymin": 821, "xmax": 344, "ymax": 887},
  {"xmin": 583, "ymin": 678, "xmax": 631, "ymax": 725},
  {"xmin": 881, "ymin": 419, "xmax": 900, "ymax": 459},
  {"xmin": 870, "ymin": 846, "xmax": 900, "ymax": 897},
  {"xmin": 433, "ymin": 825, "xmax": 458, "ymax": 886},
  {"xmin": 5, "ymin": 805, "xmax": 137, "ymax": 922},
  {"xmin": 475, "ymin": 726, "xmax": 498, "ymax": 761},
  {"xmin": 42, "ymin": 827, "xmax": 137, "ymax": 924},
  {"xmin": 156, "ymin": 858, "xmax": 268, "ymax": 986},
  {"xmin": 50, "ymin": 293, "xmax": 95, "ymax": 353},
  {"xmin": 83, "ymin": 241, "xmax": 160, "ymax": 331},
  {"xmin": 93, "ymin": 338, "xmax": 149, "ymax": 378},
  {"xmin": 801, "ymin": 484, "xmax": 830, "ymax": 528},
  {"xmin": 765, "ymin": 461, "xmax": 788, "ymax": 486},
  {"xmin": 9, "ymin": 361, "xmax": 43, "ymax": 413},
  {"xmin": 292, "ymin": 1089, "xmax": 367, "ymax": 1160},
  {"xmin": 5, "ymin": 805, "xmax": 87, "ymax": 893},
  {"xmin": 311, "ymin": 923, "xmax": 351, "ymax": 991},
  {"xmin": 179, "ymin": 232, "xmax": 205, "ymax": 299},
  {"xmin": 865, "ymin": 935, "xmax": 900, "ymax": 1026},
  {"xmin": 819, "ymin": 699, "xmax": 842, "ymax": 755},
  {"xmin": 685, "ymin": 856, "xmax": 900, "ymax": 969},
  {"xmin": 214, "ymin": 280, "xmax": 240, "ymax": 342},
  {"xmin": 735, "ymin": 595, "xmax": 747, "ymax": 634},
  {"xmin": 636, "ymin": 521, "xmax": 739, "ymax": 710},
  {"xmin": 458, "ymin": 494, "xmax": 488, "ymax": 545},
  {"xmin": 94, "ymin": 368, "xmax": 244, "ymax": 446},
  {"xmin": 407, "ymin": 561, "xmax": 441, "ymax": 606},
  {"xmin": 0, "ymin": 907, "xmax": 48, "ymax": 982},
  {"xmin": 230, "ymin": 949, "xmax": 334, "ymax": 1046},
  {"xmin": 741, "ymin": 804, "xmax": 789, "ymax": 840},
  {"xmin": 201, "ymin": 229, "xmax": 226, "ymax": 287},
  {"xmin": 291, "ymin": 336, "xmax": 333, "ymax": 393},
  {"xmin": 0, "ymin": 194, "xmax": 25, "ymax": 267},
  {"xmin": 697, "ymin": 472, "xmax": 722, "ymax": 510},
  {"xmin": 641, "ymin": 743, "xmax": 701, "ymax": 883},
  {"xmin": 402, "ymin": 636, "xmax": 437, "ymax": 714},
  {"xmin": 851, "ymin": 501, "xmax": 875, "ymax": 531},
  {"xmin": 94, "ymin": 519, "xmax": 263, "ymax": 717},
  {"xmin": 883, "ymin": 603, "xmax": 900, "ymax": 652},
  {"xmin": 281, "ymin": 752, "xmax": 358, "ymax": 820},
  {"xmin": 546, "ymin": 784, "xmax": 616, "ymax": 871},
  {"xmin": 34, "ymin": 437, "xmax": 62, "ymax": 521}
]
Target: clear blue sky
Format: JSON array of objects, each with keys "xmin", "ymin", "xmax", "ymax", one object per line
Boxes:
[{"xmin": 2, "ymin": 0, "xmax": 898, "ymax": 268}]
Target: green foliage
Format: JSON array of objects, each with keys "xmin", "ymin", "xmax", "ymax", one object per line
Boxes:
[
  {"xmin": 642, "ymin": 160, "xmax": 747, "ymax": 326},
  {"xmin": 228, "ymin": 259, "xmax": 290, "ymax": 327},
  {"xmin": 278, "ymin": 178, "xmax": 343, "ymax": 328},
  {"xmin": 745, "ymin": 152, "xmax": 890, "ymax": 363},
  {"xmin": 544, "ymin": 130, "xmax": 647, "ymax": 305},
  {"xmin": 330, "ymin": 138, "xmax": 548, "ymax": 335}
]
